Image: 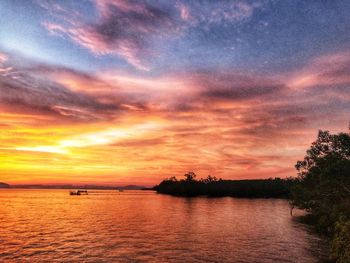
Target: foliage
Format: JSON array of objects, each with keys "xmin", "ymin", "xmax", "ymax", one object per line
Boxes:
[
  {"xmin": 290, "ymin": 130, "xmax": 350, "ymax": 262},
  {"xmin": 331, "ymin": 217, "xmax": 350, "ymax": 263}
]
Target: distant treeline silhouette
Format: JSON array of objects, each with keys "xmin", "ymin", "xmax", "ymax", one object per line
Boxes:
[{"xmin": 154, "ymin": 173, "xmax": 294, "ymax": 198}]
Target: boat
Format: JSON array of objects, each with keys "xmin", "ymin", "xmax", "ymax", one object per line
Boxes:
[{"xmin": 70, "ymin": 190, "xmax": 88, "ymax": 195}]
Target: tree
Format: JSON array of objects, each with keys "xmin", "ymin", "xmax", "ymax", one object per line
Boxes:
[
  {"xmin": 167, "ymin": 176, "xmax": 177, "ymax": 182},
  {"xmin": 292, "ymin": 130, "xmax": 350, "ymax": 212},
  {"xmin": 291, "ymin": 130, "xmax": 350, "ymax": 262},
  {"xmin": 200, "ymin": 175, "xmax": 218, "ymax": 183},
  {"xmin": 184, "ymin": 171, "xmax": 197, "ymax": 182}
]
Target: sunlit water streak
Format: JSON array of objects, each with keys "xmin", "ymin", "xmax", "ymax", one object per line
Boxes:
[{"xmin": 0, "ymin": 190, "xmax": 327, "ymax": 262}]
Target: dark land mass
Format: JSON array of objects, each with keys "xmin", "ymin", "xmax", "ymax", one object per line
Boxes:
[{"xmin": 153, "ymin": 174, "xmax": 294, "ymax": 198}]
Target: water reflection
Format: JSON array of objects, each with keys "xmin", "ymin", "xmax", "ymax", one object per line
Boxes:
[{"xmin": 0, "ymin": 190, "xmax": 326, "ymax": 262}]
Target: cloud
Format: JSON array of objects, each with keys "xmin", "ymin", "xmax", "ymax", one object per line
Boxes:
[
  {"xmin": 287, "ymin": 51, "xmax": 350, "ymax": 89},
  {"xmin": 2, "ymin": 48, "xmax": 350, "ymax": 183},
  {"xmin": 182, "ymin": 1, "xmax": 257, "ymax": 26},
  {"xmin": 192, "ymin": 71, "xmax": 285, "ymax": 101},
  {"xmin": 0, "ymin": 55, "xmax": 125, "ymax": 124},
  {"xmin": 42, "ymin": 0, "xmax": 180, "ymax": 70},
  {"xmin": 40, "ymin": 0, "xmax": 261, "ymax": 70},
  {"xmin": 0, "ymin": 76, "xmax": 114, "ymax": 122},
  {"xmin": 0, "ymin": 52, "xmax": 8, "ymax": 63}
]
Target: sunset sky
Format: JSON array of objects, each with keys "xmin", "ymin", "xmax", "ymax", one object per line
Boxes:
[{"xmin": 1, "ymin": 0, "xmax": 350, "ymax": 185}]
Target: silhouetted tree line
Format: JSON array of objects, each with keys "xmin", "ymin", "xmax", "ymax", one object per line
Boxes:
[
  {"xmin": 154, "ymin": 172, "xmax": 294, "ymax": 198},
  {"xmin": 290, "ymin": 130, "xmax": 350, "ymax": 263}
]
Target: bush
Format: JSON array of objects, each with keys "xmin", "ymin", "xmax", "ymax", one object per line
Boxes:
[{"xmin": 331, "ymin": 218, "xmax": 350, "ymax": 263}]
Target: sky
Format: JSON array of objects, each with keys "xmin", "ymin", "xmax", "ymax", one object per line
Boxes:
[{"xmin": 1, "ymin": 0, "xmax": 350, "ymax": 185}]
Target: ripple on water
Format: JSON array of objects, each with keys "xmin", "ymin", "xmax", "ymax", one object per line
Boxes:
[{"xmin": 0, "ymin": 190, "xmax": 327, "ymax": 262}]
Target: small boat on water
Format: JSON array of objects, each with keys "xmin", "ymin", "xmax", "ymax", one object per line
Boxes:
[{"xmin": 70, "ymin": 190, "xmax": 88, "ymax": 195}]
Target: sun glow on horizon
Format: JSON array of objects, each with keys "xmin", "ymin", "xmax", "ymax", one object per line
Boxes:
[{"xmin": 13, "ymin": 122, "xmax": 163, "ymax": 154}]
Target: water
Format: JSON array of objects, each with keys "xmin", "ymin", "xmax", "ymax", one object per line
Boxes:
[{"xmin": 0, "ymin": 189, "xmax": 327, "ymax": 262}]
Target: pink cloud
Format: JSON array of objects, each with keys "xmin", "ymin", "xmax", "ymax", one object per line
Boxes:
[
  {"xmin": 41, "ymin": 0, "xmax": 178, "ymax": 70},
  {"xmin": 178, "ymin": 4, "xmax": 190, "ymax": 21},
  {"xmin": 0, "ymin": 52, "xmax": 7, "ymax": 63},
  {"xmin": 287, "ymin": 51, "xmax": 350, "ymax": 89},
  {"xmin": 40, "ymin": 1, "xmax": 261, "ymax": 70}
]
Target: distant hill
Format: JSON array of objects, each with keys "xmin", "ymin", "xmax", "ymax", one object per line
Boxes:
[
  {"xmin": 7, "ymin": 184, "xmax": 146, "ymax": 190},
  {"xmin": 0, "ymin": 182, "xmax": 10, "ymax": 188},
  {"xmin": 116, "ymin": 185, "xmax": 146, "ymax": 190}
]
